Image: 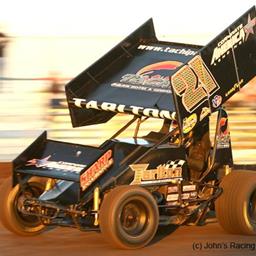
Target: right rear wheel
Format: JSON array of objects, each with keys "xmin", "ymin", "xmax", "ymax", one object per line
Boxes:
[{"xmin": 215, "ymin": 170, "xmax": 256, "ymax": 235}]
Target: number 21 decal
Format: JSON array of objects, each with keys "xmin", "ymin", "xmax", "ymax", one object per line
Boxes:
[{"xmin": 171, "ymin": 55, "xmax": 219, "ymax": 113}]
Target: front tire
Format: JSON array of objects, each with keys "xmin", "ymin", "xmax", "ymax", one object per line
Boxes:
[
  {"xmin": 215, "ymin": 170, "xmax": 256, "ymax": 235},
  {"xmin": 0, "ymin": 177, "xmax": 46, "ymax": 236},
  {"xmin": 99, "ymin": 185, "xmax": 159, "ymax": 249}
]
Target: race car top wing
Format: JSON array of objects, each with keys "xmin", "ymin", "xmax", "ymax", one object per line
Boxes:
[
  {"xmin": 65, "ymin": 19, "xmax": 201, "ymax": 127},
  {"xmin": 171, "ymin": 6, "xmax": 256, "ymax": 134}
]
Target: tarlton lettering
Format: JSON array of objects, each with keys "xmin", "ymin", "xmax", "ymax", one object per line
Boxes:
[
  {"xmin": 130, "ymin": 160, "xmax": 185, "ymax": 185},
  {"xmin": 72, "ymin": 98, "xmax": 175, "ymax": 120}
]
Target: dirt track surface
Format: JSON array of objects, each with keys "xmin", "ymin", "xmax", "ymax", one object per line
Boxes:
[{"xmin": 1, "ymin": 218, "xmax": 256, "ymax": 256}]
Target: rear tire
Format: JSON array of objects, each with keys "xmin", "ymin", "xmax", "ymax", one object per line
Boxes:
[
  {"xmin": 0, "ymin": 177, "xmax": 46, "ymax": 236},
  {"xmin": 215, "ymin": 170, "xmax": 256, "ymax": 235},
  {"xmin": 99, "ymin": 185, "xmax": 159, "ymax": 249}
]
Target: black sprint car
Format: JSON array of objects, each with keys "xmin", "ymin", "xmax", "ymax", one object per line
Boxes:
[{"xmin": 0, "ymin": 6, "xmax": 256, "ymax": 249}]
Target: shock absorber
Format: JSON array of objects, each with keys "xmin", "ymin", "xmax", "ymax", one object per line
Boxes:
[{"xmin": 93, "ymin": 187, "xmax": 100, "ymax": 226}]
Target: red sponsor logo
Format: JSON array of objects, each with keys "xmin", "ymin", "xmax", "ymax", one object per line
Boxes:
[{"xmin": 80, "ymin": 150, "xmax": 113, "ymax": 191}]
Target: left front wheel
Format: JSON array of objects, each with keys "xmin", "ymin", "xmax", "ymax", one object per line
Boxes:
[
  {"xmin": 99, "ymin": 185, "xmax": 159, "ymax": 249},
  {"xmin": 0, "ymin": 177, "xmax": 46, "ymax": 236}
]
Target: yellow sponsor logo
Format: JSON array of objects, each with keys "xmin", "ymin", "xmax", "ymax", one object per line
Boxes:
[{"xmin": 183, "ymin": 113, "xmax": 197, "ymax": 134}]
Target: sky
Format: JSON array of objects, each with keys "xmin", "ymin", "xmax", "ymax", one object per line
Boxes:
[{"xmin": 0, "ymin": 0, "xmax": 255, "ymax": 37}]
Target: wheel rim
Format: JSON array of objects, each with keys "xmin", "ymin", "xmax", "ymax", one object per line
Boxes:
[
  {"xmin": 120, "ymin": 199, "xmax": 148, "ymax": 236},
  {"xmin": 248, "ymin": 189, "xmax": 256, "ymax": 224},
  {"xmin": 14, "ymin": 183, "xmax": 43, "ymax": 227}
]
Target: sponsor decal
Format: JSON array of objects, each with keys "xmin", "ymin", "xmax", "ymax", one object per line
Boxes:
[
  {"xmin": 211, "ymin": 14, "xmax": 256, "ymax": 66},
  {"xmin": 212, "ymin": 95, "xmax": 222, "ymax": 108},
  {"xmin": 130, "ymin": 160, "xmax": 185, "ymax": 185},
  {"xmin": 167, "ymin": 192, "xmax": 197, "ymax": 201},
  {"xmin": 167, "ymin": 184, "xmax": 197, "ymax": 202},
  {"xmin": 80, "ymin": 150, "xmax": 113, "ymax": 191},
  {"xmin": 167, "ymin": 184, "xmax": 196, "ymax": 193},
  {"xmin": 225, "ymin": 79, "xmax": 244, "ymax": 97},
  {"xmin": 26, "ymin": 155, "xmax": 86, "ymax": 173},
  {"xmin": 217, "ymin": 117, "xmax": 230, "ymax": 149},
  {"xmin": 72, "ymin": 98, "xmax": 175, "ymax": 120},
  {"xmin": 167, "ymin": 186, "xmax": 178, "ymax": 193},
  {"xmin": 182, "ymin": 184, "xmax": 197, "ymax": 192},
  {"xmin": 137, "ymin": 44, "xmax": 197, "ymax": 56},
  {"xmin": 111, "ymin": 61, "xmax": 183, "ymax": 94},
  {"xmin": 200, "ymin": 107, "xmax": 211, "ymax": 121},
  {"xmin": 183, "ymin": 113, "xmax": 197, "ymax": 134}
]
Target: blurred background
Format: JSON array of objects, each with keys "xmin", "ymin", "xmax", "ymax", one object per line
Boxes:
[{"xmin": 0, "ymin": 0, "xmax": 255, "ymax": 167}]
